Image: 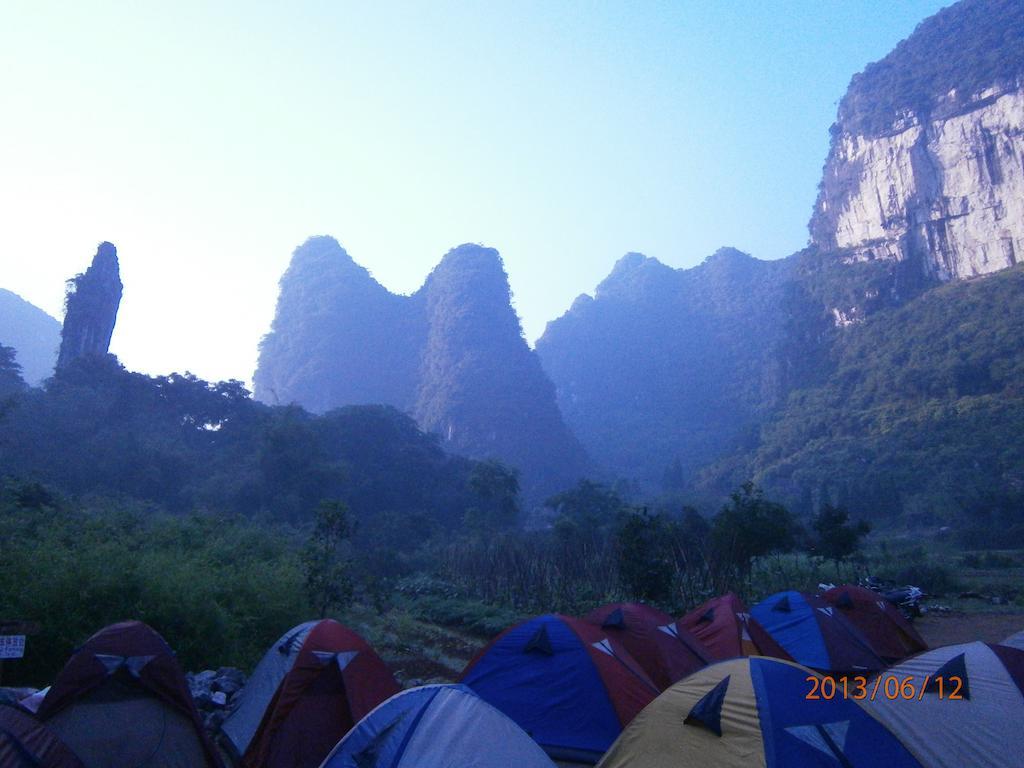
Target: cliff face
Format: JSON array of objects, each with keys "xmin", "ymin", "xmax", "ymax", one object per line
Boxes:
[
  {"xmin": 810, "ymin": 0, "xmax": 1024, "ymax": 283},
  {"xmin": 255, "ymin": 237, "xmax": 588, "ymax": 501},
  {"xmin": 56, "ymin": 242, "xmax": 123, "ymax": 371},
  {"xmin": 811, "ymin": 86, "xmax": 1024, "ymax": 280}
]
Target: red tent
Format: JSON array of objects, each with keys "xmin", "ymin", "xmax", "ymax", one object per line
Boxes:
[
  {"xmin": 0, "ymin": 704, "xmax": 84, "ymax": 768},
  {"xmin": 821, "ymin": 584, "xmax": 927, "ymax": 662},
  {"xmin": 241, "ymin": 619, "xmax": 399, "ymax": 768},
  {"xmin": 678, "ymin": 593, "xmax": 792, "ymax": 661},
  {"xmin": 583, "ymin": 603, "xmax": 711, "ymax": 690},
  {"xmin": 36, "ymin": 620, "xmax": 223, "ymax": 768}
]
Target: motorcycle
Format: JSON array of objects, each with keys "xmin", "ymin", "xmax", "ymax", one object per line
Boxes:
[{"xmin": 858, "ymin": 576, "xmax": 925, "ymax": 619}]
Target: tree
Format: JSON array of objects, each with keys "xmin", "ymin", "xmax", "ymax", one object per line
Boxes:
[
  {"xmin": 545, "ymin": 479, "xmax": 626, "ymax": 533},
  {"xmin": 0, "ymin": 344, "xmax": 26, "ymax": 398},
  {"xmin": 710, "ymin": 482, "xmax": 796, "ymax": 578},
  {"xmin": 811, "ymin": 504, "xmax": 870, "ymax": 571},
  {"xmin": 616, "ymin": 509, "xmax": 675, "ymax": 602},
  {"xmin": 464, "ymin": 460, "xmax": 520, "ymax": 534},
  {"xmin": 302, "ymin": 499, "xmax": 354, "ymax": 617}
]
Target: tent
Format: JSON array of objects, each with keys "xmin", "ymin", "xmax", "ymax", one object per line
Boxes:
[
  {"xmin": 1001, "ymin": 629, "xmax": 1024, "ymax": 651},
  {"xmin": 583, "ymin": 603, "xmax": 712, "ymax": 690},
  {"xmin": 238, "ymin": 619, "xmax": 399, "ymax": 768},
  {"xmin": 821, "ymin": 585, "xmax": 927, "ymax": 662},
  {"xmin": 677, "ymin": 593, "xmax": 792, "ymax": 661},
  {"xmin": 35, "ymin": 620, "xmax": 222, "ymax": 768},
  {"xmin": 751, "ymin": 591, "xmax": 886, "ymax": 673},
  {"xmin": 460, "ymin": 614, "xmax": 659, "ymax": 764},
  {"xmin": 866, "ymin": 641, "xmax": 1024, "ymax": 768},
  {"xmin": 0, "ymin": 703, "xmax": 85, "ymax": 768},
  {"xmin": 220, "ymin": 620, "xmax": 318, "ymax": 757},
  {"xmin": 320, "ymin": 684, "xmax": 556, "ymax": 768},
  {"xmin": 597, "ymin": 657, "xmax": 923, "ymax": 768}
]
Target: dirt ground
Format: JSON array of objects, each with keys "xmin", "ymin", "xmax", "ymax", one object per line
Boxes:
[{"xmin": 915, "ymin": 610, "xmax": 1024, "ymax": 647}]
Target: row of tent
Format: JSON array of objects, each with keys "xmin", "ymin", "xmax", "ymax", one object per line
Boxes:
[
  {"xmin": 456, "ymin": 586, "xmax": 928, "ymax": 762},
  {"xmin": 1, "ymin": 591, "xmax": 1016, "ymax": 768}
]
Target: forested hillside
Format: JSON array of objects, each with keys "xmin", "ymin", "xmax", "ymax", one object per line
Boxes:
[
  {"xmin": 0, "ymin": 353, "xmax": 508, "ymax": 530},
  {"xmin": 703, "ymin": 264, "xmax": 1024, "ymax": 543}
]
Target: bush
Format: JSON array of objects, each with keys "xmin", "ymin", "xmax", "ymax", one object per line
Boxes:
[{"xmin": 0, "ymin": 489, "xmax": 310, "ymax": 686}]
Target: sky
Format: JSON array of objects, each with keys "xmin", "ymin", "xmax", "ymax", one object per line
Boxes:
[{"xmin": 0, "ymin": 0, "xmax": 950, "ymax": 385}]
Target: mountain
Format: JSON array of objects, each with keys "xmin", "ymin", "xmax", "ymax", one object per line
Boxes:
[
  {"xmin": 0, "ymin": 288, "xmax": 61, "ymax": 386},
  {"xmin": 537, "ymin": 0, "xmax": 1024, "ymax": 528},
  {"xmin": 255, "ymin": 237, "xmax": 588, "ymax": 501},
  {"xmin": 536, "ymin": 249, "xmax": 799, "ymax": 486},
  {"xmin": 810, "ymin": 0, "xmax": 1024, "ymax": 281}
]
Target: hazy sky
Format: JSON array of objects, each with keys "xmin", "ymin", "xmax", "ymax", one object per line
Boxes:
[{"xmin": 0, "ymin": 0, "xmax": 948, "ymax": 385}]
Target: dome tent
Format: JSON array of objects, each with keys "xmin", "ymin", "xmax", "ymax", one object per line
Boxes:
[
  {"xmin": 35, "ymin": 620, "xmax": 222, "ymax": 768},
  {"xmin": 0, "ymin": 703, "xmax": 85, "ymax": 768},
  {"xmin": 236, "ymin": 619, "xmax": 399, "ymax": 768},
  {"xmin": 751, "ymin": 591, "xmax": 886, "ymax": 673},
  {"xmin": 1001, "ymin": 629, "xmax": 1024, "ymax": 651},
  {"xmin": 460, "ymin": 614, "xmax": 659, "ymax": 764},
  {"xmin": 677, "ymin": 593, "xmax": 792, "ymax": 661},
  {"xmin": 220, "ymin": 620, "xmax": 317, "ymax": 758},
  {"xmin": 866, "ymin": 641, "xmax": 1024, "ymax": 768},
  {"xmin": 597, "ymin": 657, "xmax": 923, "ymax": 768},
  {"xmin": 821, "ymin": 585, "xmax": 927, "ymax": 663},
  {"xmin": 583, "ymin": 603, "xmax": 712, "ymax": 690},
  {"xmin": 320, "ymin": 684, "xmax": 556, "ymax": 768}
]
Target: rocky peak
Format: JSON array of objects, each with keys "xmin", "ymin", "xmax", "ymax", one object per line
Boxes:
[
  {"xmin": 255, "ymin": 237, "xmax": 589, "ymax": 501},
  {"xmin": 421, "ymin": 244, "xmax": 521, "ymax": 342},
  {"xmin": 596, "ymin": 252, "xmax": 676, "ymax": 301},
  {"xmin": 56, "ymin": 242, "xmax": 123, "ymax": 371},
  {"xmin": 810, "ymin": 0, "xmax": 1024, "ymax": 284}
]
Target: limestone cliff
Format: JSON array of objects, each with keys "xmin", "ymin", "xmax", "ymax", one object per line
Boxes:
[
  {"xmin": 810, "ymin": 0, "xmax": 1024, "ymax": 283},
  {"xmin": 255, "ymin": 237, "xmax": 589, "ymax": 501},
  {"xmin": 56, "ymin": 242, "xmax": 122, "ymax": 370}
]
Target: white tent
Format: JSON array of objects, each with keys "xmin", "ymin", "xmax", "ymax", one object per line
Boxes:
[
  {"xmin": 1001, "ymin": 629, "xmax": 1024, "ymax": 651},
  {"xmin": 867, "ymin": 641, "xmax": 1024, "ymax": 768},
  {"xmin": 319, "ymin": 684, "xmax": 556, "ymax": 768}
]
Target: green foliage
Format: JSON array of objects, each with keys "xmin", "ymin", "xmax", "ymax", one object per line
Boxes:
[
  {"xmin": 716, "ymin": 265, "xmax": 1024, "ymax": 537},
  {"xmin": 303, "ymin": 500, "xmax": 355, "ymax": 618},
  {"xmin": 873, "ymin": 546, "xmax": 962, "ymax": 595},
  {"xmin": 0, "ymin": 355, "xmax": 492, "ymax": 530},
  {"xmin": 0, "ymin": 481, "xmax": 309, "ymax": 686},
  {"xmin": 464, "ymin": 460, "xmax": 520, "ymax": 534},
  {"xmin": 615, "ymin": 510, "xmax": 676, "ymax": 602},
  {"xmin": 546, "ymin": 479, "xmax": 627, "ymax": 533},
  {"xmin": 0, "ymin": 343, "xmax": 26, "ymax": 398},
  {"xmin": 811, "ymin": 504, "xmax": 870, "ymax": 564},
  {"xmin": 836, "ymin": 0, "xmax": 1024, "ymax": 137},
  {"xmin": 710, "ymin": 482, "xmax": 797, "ymax": 577}
]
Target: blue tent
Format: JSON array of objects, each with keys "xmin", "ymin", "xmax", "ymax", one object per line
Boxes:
[
  {"xmin": 320, "ymin": 684, "xmax": 555, "ymax": 768},
  {"xmin": 751, "ymin": 591, "xmax": 886, "ymax": 673},
  {"xmin": 460, "ymin": 614, "xmax": 657, "ymax": 763}
]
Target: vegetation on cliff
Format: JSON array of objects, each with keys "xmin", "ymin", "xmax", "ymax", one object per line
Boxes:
[{"xmin": 836, "ymin": 0, "xmax": 1024, "ymax": 137}]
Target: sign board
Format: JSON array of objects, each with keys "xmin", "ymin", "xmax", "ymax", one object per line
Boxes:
[{"xmin": 0, "ymin": 635, "xmax": 26, "ymax": 659}]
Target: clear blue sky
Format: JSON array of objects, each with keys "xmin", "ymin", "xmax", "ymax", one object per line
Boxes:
[{"xmin": 0, "ymin": 0, "xmax": 949, "ymax": 384}]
